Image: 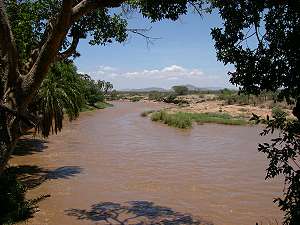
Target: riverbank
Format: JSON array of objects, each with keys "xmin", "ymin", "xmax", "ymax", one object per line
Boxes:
[
  {"xmin": 80, "ymin": 101, "xmax": 113, "ymax": 112},
  {"xmin": 117, "ymin": 91, "xmax": 295, "ymax": 128},
  {"xmin": 118, "ymin": 91, "xmax": 294, "ymax": 120}
]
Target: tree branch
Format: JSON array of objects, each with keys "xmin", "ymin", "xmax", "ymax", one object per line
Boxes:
[
  {"xmin": 0, "ymin": 0, "xmax": 19, "ymax": 87},
  {"xmin": 21, "ymin": 0, "xmax": 74, "ymax": 106},
  {"xmin": 71, "ymin": 0, "xmax": 125, "ymax": 22},
  {"xmin": 58, "ymin": 33, "xmax": 80, "ymax": 60}
]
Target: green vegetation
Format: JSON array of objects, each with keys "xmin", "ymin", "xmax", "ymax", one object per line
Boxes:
[
  {"xmin": 150, "ymin": 111, "xmax": 247, "ymax": 129},
  {"xmin": 272, "ymin": 106, "xmax": 288, "ymax": 118},
  {"xmin": 141, "ymin": 110, "xmax": 155, "ymax": 117},
  {"xmin": 172, "ymin": 85, "xmax": 189, "ymax": 96},
  {"xmin": 130, "ymin": 96, "xmax": 144, "ymax": 102},
  {"xmin": 27, "ymin": 62, "xmax": 114, "ymax": 137},
  {"xmin": 212, "ymin": 2, "xmax": 300, "ymax": 224},
  {"xmin": 0, "ymin": 0, "xmax": 299, "ymax": 224},
  {"xmin": 151, "ymin": 111, "xmax": 192, "ymax": 129},
  {"xmin": 190, "ymin": 112, "xmax": 247, "ymax": 126},
  {"xmin": 81, "ymin": 102, "xmax": 113, "ymax": 112},
  {"xmin": 0, "ymin": 171, "xmax": 33, "ymax": 225}
]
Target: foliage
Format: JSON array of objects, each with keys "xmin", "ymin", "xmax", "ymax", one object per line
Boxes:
[
  {"xmin": 163, "ymin": 93, "xmax": 178, "ymax": 103},
  {"xmin": 28, "ymin": 63, "xmax": 112, "ymax": 137},
  {"xmin": 172, "ymin": 85, "xmax": 189, "ymax": 96},
  {"xmin": 251, "ymin": 114, "xmax": 300, "ymax": 225},
  {"xmin": 211, "ymin": 1, "xmax": 300, "ymax": 101},
  {"xmin": 272, "ymin": 107, "xmax": 288, "ymax": 118},
  {"xmin": 31, "ymin": 62, "xmax": 85, "ymax": 137},
  {"xmin": 0, "ymin": 171, "xmax": 33, "ymax": 225},
  {"xmin": 211, "ymin": 1, "xmax": 300, "ymax": 223},
  {"xmin": 148, "ymin": 91, "xmax": 165, "ymax": 101},
  {"xmin": 130, "ymin": 96, "xmax": 144, "ymax": 102},
  {"xmin": 4, "ymin": 0, "xmax": 128, "ymax": 64},
  {"xmin": 79, "ymin": 74, "xmax": 105, "ymax": 106}
]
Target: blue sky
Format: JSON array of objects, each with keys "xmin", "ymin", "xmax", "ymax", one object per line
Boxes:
[{"xmin": 74, "ymin": 10, "xmax": 235, "ymax": 90}]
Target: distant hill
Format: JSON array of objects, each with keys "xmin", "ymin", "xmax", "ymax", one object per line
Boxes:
[
  {"xmin": 120, "ymin": 87, "xmax": 168, "ymax": 92},
  {"xmin": 181, "ymin": 84, "xmax": 224, "ymax": 91},
  {"xmin": 119, "ymin": 85, "xmax": 233, "ymax": 92}
]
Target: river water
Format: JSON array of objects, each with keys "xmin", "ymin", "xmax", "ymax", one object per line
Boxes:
[{"xmin": 13, "ymin": 101, "xmax": 282, "ymax": 225}]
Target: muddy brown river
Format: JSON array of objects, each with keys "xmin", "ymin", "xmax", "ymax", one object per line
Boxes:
[{"xmin": 13, "ymin": 101, "xmax": 282, "ymax": 225}]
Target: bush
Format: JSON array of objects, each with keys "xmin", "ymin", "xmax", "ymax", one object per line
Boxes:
[
  {"xmin": 163, "ymin": 93, "xmax": 177, "ymax": 103},
  {"xmin": 0, "ymin": 172, "xmax": 33, "ymax": 225},
  {"xmin": 272, "ymin": 106, "xmax": 288, "ymax": 118},
  {"xmin": 148, "ymin": 92, "xmax": 165, "ymax": 101},
  {"xmin": 130, "ymin": 96, "xmax": 143, "ymax": 102}
]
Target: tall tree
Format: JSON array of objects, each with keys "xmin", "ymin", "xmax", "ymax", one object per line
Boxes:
[
  {"xmin": 211, "ymin": 1, "xmax": 300, "ymax": 224},
  {"xmin": 0, "ymin": 0, "xmax": 207, "ymax": 174}
]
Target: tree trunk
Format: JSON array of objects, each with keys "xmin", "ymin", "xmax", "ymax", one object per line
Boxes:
[{"xmin": 0, "ymin": 107, "xmax": 15, "ymax": 175}]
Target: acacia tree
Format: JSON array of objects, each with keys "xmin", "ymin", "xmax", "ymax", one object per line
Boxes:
[
  {"xmin": 211, "ymin": 1, "xmax": 300, "ymax": 223},
  {"xmin": 0, "ymin": 0, "xmax": 207, "ymax": 174}
]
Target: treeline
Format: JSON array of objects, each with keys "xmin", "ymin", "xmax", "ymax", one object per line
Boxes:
[
  {"xmin": 30, "ymin": 62, "xmax": 114, "ymax": 137},
  {"xmin": 117, "ymin": 85, "xmax": 291, "ymax": 109}
]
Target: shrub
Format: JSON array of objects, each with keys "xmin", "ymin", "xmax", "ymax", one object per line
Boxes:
[
  {"xmin": 148, "ymin": 92, "xmax": 165, "ymax": 101},
  {"xmin": 0, "ymin": 172, "xmax": 33, "ymax": 225},
  {"xmin": 130, "ymin": 96, "xmax": 143, "ymax": 102},
  {"xmin": 272, "ymin": 106, "xmax": 288, "ymax": 118},
  {"xmin": 163, "ymin": 93, "xmax": 177, "ymax": 103}
]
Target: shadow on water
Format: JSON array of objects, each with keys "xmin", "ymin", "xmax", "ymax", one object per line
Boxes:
[
  {"xmin": 7, "ymin": 165, "xmax": 82, "ymax": 189},
  {"xmin": 65, "ymin": 201, "xmax": 213, "ymax": 225},
  {"xmin": 13, "ymin": 138, "xmax": 48, "ymax": 156}
]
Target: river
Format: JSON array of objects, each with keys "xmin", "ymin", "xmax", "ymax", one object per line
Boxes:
[{"xmin": 13, "ymin": 101, "xmax": 282, "ymax": 225}]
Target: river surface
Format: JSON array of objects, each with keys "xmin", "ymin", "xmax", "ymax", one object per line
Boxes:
[{"xmin": 13, "ymin": 101, "xmax": 282, "ymax": 225}]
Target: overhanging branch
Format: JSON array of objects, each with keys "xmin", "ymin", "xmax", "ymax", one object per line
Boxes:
[
  {"xmin": 58, "ymin": 33, "xmax": 80, "ymax": 60},
  {"xmin": 71, "ymin": 0, "xmax": 125, "ymax": 22},
  {"xmin": 22, "ymin": 0, "xmax": 74, "ymax": 105}
]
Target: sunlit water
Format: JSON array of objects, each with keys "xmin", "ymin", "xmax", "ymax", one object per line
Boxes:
[{"xmin": 13, "ymin": 101, "xmax": 282, "ymax": 225}]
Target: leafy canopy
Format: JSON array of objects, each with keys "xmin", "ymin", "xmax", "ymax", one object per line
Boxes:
[{"xmin": 211, "ymin": 1, "xmax": 300, "ymax": 224}]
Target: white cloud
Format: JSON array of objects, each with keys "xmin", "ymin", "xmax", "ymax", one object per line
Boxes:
[
  {"xmin": 120, "ymin": 65, "xmax": 203, "ymax": 80},
  {"xmin": 83, "ymin": 64, "xmax": 232, "ymax": 89},
  {"xmin": 97, "ymin": 65, "xmax": 117, "ymax": 72}
]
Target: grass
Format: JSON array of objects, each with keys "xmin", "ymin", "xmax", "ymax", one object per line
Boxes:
[
  {"xmin": 150, "ymin": 111, "xmax": 248, "ymax": 129},
  {"xmin": 189, "ymin": 112, "xmax": 248, "ymax": 125},
  {"xmin": 141, "ymin": 110, "xmax": 155, "ymax": 117},
  {"xmin": 151, "ymin": 111, "xmax": 192, "ymax": 129}
]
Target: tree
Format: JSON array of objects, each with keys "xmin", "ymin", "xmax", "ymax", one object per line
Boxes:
[
  {"xmin": 0, "ymin": 0, "xmax": 207, "ymax": 173},
  {"xmin": 211, "ymin": 1, "xmax": 300, "ymax": 224},
  {"xmin": 172, "ymin": 85, "xmax": 189, "ymax": 95},
  {"xmin": 80, "ymin": 74, "xmax": 105, "ymax": 106},
  {"xmin": 104, "ymin": 81, "xmax": 113, "ymax": 94},
  {"xmin": 32, "ymin": 62, "xmax": 85, "ymax": 137}
]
